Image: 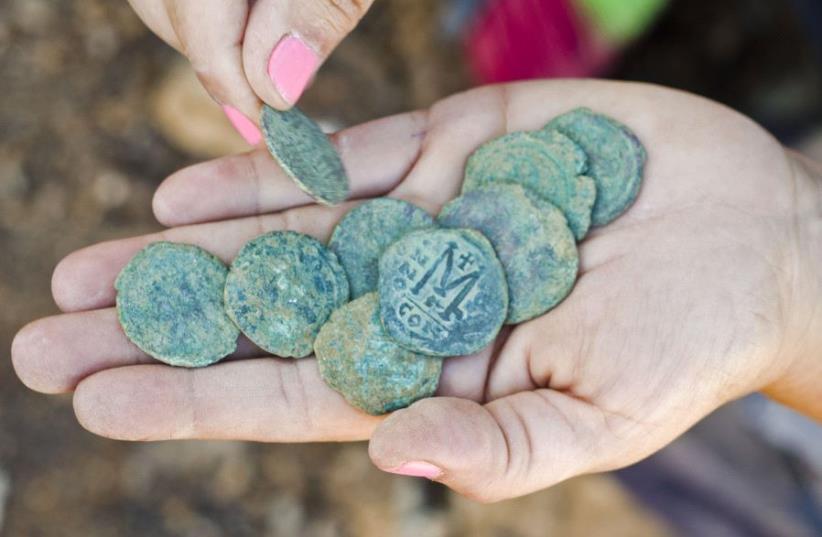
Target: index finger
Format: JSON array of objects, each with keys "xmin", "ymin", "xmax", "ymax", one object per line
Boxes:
[{"xmin": 152, "ymin": 110, "xmax": 427, "ymax": 227}]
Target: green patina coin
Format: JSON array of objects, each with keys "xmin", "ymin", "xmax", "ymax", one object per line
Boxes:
[
  {"xmin": 379, "ymin": 228, "xmax": 508, "ymax": 357},
  {"xmin": 438, "ymin": 184, "xmax": 579, "ymax": 323},
  {"xmin": 115, "ymin": 242, "xmax": 239, "ymax": 368},
  {"xmin": 329, "ymin": 198, "xmax": 436, "ymax": 299},
  {"xmin": 260, "ymin": 105, "xmax": 350, "ymax": 205},
  {"xmin": 547, "ymin": 107, "xmax": 646, "ymax": 226},
  {"xmin": 531, "ymin": 128, "xmax": 588, "ymax": 175},
  {"xmin": 462, "ymin": 130, "xmax": 597, "ymax": 240},
  {"xmin": 224, "ymin": 231, "xmax": 349, "ymax": 358},
  {"xmin": 315, "ymin": 293, "xmax": 442, "ymax": 415}
]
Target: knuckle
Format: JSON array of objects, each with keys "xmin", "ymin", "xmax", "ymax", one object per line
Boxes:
[
  {"xmin": 274, "ymin": 361, "xmax": 315, "ymax": 437},
  {"xmin": 315, "ymin": 0, "xmax": 369, "ymax": 35}
]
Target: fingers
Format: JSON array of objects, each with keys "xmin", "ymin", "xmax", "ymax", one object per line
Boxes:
[
  {"xmin": 12, "ymin": 309, "xmax": 495, "ymax": 408},
  {"xmin": 62, "ymin": 340, "xmax": 496, "ymax": 442},
  {"xmin": 154, "ymin": 80, "xmax": 676, "ymax": 228},
  {"xmin": 367, "ymin": 267, "xmax": 655, "ymax": 503},
  {"xmin": 12, "ymin": 307, "xmax": 501, "ymax": 407},
  {"xmin": 165, "ymin": 0, "xmax": 262, "ymax": 136},
  {"xmin": 378, "ymin": 81, "xmax": 663, "ymax": 208},
  {"xmin": 129, "ymin": 0, "xmax": 263, "ymax": 145},
  {"xmin": 153, "ymin": 110, "xmax": 427, "ymax": 227},
  {"xmin": 391, "ymin": 86, "xmax": 513, "ymax": 207},
  {"xmin": 134, "ymin": 0, "xmax": 377, "ymax": 148},
  {"xmin": 127, "ymin": 0, "xmax": 182, "ymax": 51},
  {"xmin": 393, "ymin": 80, "xmax": 683, "ymax": 213},
  {"xmin": 368, "ymin": 392, "xmax": 607, "ymax": 503},
  {"xmin": 158, "ymin": 85, "xmax": 516, "ymax": 226},
  {"xmin": 11, "ymin": 309, "xmax": 264, "ymax": 394},
  {"xmin": 12, "ymin": 309, "xmax": 151, "ymax": 394},
  {"xmin": 242, "ymin": 0, "xmax": 375, "ymax": 108},
  {"xmin": 73, "ymin": 358, "xmax": 383, "ymax": 442},
  {"xmin": 53, "ymin": 204, "xmax": 351, "ymax": 313}
]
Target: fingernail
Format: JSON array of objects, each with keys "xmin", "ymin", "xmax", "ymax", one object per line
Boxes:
[
  {"xmin": 267, "ymin": 34, "xmax": 319, "ymax": 105},
  {"xmin": 386, "ymin": 461, "xmax": 442, "ymax": 480},
  {"xmin": 222, "ymin": 106, "xmax": 262, "ymax": 146}
]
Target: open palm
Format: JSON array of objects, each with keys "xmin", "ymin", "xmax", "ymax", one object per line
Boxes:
[{"xmin": 13, "ymin": 80, "xmax": 815, "ymax": 502}]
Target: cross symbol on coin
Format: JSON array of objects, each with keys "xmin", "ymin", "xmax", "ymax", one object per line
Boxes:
[{"xmin": 458, "ymin": 253, "xmax": 476, "ymax": 270}]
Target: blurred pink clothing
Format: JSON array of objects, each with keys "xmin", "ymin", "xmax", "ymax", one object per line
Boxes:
[{"xmin": 464, "ymin": 0, "xmax": 613, "ymax": 83}]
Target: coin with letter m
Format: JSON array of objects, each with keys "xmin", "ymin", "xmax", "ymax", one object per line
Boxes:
[{"xmin": 378, "ymin": 228, "xmax": 508, "ymax": 357}]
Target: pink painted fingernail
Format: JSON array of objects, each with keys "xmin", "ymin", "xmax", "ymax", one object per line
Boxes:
[
  {"xmin": 267, "ymin": 34, "xmax": 319, "ymax": 105},
  {"xmin": 386, "ymin": 461, "xmax": 442, "ymax": 480},
  {"xmin": 222, "ymin": 106, "xmax": 262, "ymax": 146}
]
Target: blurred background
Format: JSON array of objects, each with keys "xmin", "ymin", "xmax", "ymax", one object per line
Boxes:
[{"xmin": 1, "ymin": 0, "xmax": 821, "ymax": 535}]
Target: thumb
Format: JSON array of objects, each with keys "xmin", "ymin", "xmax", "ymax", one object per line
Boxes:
[
  {"xmin": 368, "ymin": 393, "xmax": 606, "ymax": 503},
  {"xmin": 242, "ymin": 0, "xmax": 375, "ymax": 109}
]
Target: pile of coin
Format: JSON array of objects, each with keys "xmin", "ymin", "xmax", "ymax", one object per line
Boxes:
[{"xmin": 115, "ymin": 105, "xmax": 646, "ymax": 416}]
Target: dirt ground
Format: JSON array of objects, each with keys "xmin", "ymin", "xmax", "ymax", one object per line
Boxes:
[{"xmin": 0, "ymin": 0, "xmax": 819, "ymax": 535}]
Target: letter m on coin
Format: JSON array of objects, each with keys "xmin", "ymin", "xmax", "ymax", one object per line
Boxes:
[{"xmin": 411, "ymin": 242, "xmax": 480, "ymax": 323}]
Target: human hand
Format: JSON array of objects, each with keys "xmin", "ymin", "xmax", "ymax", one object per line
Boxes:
[
  {"xmin": 127, "ymin": 0, "xmax": 374, "ymax": 144},
  {"xmin": 13, "ymin": 80, "xmax": 822, "ymax": 502}
]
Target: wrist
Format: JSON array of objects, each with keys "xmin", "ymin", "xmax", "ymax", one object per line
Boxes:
[{"xmin": 763, "ymin": 151, "xmax": 822, "ymax": 420}]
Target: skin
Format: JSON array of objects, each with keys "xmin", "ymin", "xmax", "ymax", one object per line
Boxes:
[
  {"xmin": 11, "ymin": 80, "xmax": 822, "ymax": 503},
  {"xmin": 128, "ymin": 0, "xmax": 375, "ymax": 117}
]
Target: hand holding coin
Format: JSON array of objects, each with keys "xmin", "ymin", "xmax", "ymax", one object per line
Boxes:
[{"xmin": 13, "ymin": 80, "xmax": 822, "ymax": 502}]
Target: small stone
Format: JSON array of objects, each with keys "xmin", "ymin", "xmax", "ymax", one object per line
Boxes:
[
  {"xmin": 379, "ymin": 228, "xmax": 508, "ymax": 357},
  {"xmin": 462, "ymin": 131, "xmax": 596, "ymax": 240},
  {"xmin": 115, "ymin": 242, "xmax": 239, "ymax": 367},
  {"xmin": 224, "ymin": 231, "xmax": 349, "ymax": 358},
  {"xmin": 438, "ymin": 184, "xmax": 578, "ymax": 323},
  {"xmin": 260, "ymin": 105, "xmax": 350, "ymax": 205},
  {"xmin": 315, "ymin": 293, "xmax": 442, "ymax": 415},
  {"xmin": 92, "ymin": 169, "xmax": 131, "ymax": 210},
  {"xmin": 329, "ymin": 198, "xmax": 435, "ymax": 299},
  {"xmin": 547, "ymin": 108, "xmax": 647, "ymax": 226}
]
